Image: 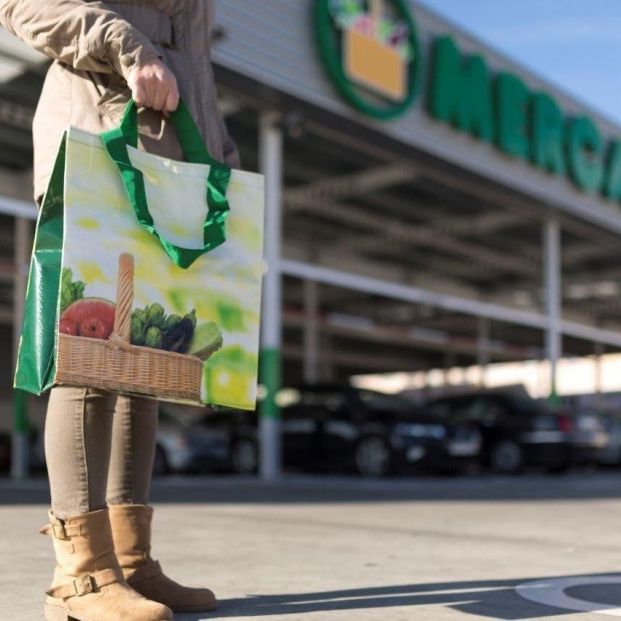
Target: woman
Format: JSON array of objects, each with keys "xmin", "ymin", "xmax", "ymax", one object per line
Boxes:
[{"xmin": 0, "ymin": 2, "xmax": 239, "ymax": 620}]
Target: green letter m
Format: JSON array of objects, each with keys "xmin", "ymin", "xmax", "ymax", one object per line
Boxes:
[{"xmin": 428, "ymin": 36, "xmax": 494, "ymax": 142}]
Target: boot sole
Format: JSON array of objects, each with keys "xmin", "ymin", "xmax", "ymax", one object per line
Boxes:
[
  {"xmin": 45, "ymin": 603, "xmax": 81, "ymax": 621},
  {"xmin": 45, "ymin": 602, "xmax": 172, "ymax": 621}
]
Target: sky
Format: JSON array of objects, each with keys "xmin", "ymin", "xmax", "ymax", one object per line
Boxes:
[{"xmin": 418, "ymin": 0, "xmax": 621, "ymax": 125}]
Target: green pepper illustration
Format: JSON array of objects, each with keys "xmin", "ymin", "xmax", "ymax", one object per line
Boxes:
[
  {"xmin": 130, "ymin": 315, "xmax": 146, "ymax": 346},
  {"xmin": 145, "ymin": 326, "xmax": 163, "ymax": 349},
  {"xmin": 146, "ymin": 303, "xmax": 165, "ymax": 328},
  {"xmin": 133, "ymin": 308, "xmax": 148, "ymax": 325}
]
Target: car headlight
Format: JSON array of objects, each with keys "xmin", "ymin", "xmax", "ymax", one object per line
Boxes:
[{"xmin": 393, "ymin": 423, "xmax": 446, "ymax": 439}]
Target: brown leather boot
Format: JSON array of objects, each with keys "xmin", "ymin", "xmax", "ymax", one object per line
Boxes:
[
  {"xmin": 41, "ymin": 509, "xmax": 173, "ymax": 621},
  {"xmin": 109, "ymin": 504, "xmax": 218, "ymax": 613}
]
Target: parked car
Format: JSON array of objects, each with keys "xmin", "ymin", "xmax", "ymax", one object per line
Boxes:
[
  {"xmin": 6, "ymin": 428, "xmax": 48, "ymax": 473},
  {"xmin": 155, "ymin": 407, "xmax": 258, "ymax": 475},
  {"xmin": 273, "ymin": 385, "xmax": 481, "ymax": 477},
  {"xmin": 567, "ymin": 408, "xmax": 610, "ymax": 467},
  {"xmin": 155, "ymin": 385, "xmax": 482, "ymax": 477},
  {"xmin": 423, "ymin": 389, "xmax": 608, "ymax": 474},
  {"xmin": 595, "ymin": 410, "xmax": 621, "ymax": 466}
]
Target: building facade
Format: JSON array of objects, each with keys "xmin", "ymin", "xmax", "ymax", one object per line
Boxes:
[{"xmin": 1, "ymin": 1, "xmax": 621, "ymax": 477}]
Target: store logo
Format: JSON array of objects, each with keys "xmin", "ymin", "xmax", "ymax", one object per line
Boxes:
[{"xmin": 314, "ymin": 0, "xmax": 421, "ymax": 120}]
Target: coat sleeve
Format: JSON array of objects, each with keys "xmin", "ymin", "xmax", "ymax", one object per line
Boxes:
[{"xmin": 0, "ymin": 0, "xmax": 161, "ymax": 80}]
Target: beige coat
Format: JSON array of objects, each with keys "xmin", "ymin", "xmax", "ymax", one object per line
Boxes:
[{"xmin": 0, "ymin": 0, "xmax": 239, "ymax": 200}]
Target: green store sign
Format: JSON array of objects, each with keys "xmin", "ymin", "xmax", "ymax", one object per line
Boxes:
[
  {"xmin": 314, "ymin": 0, "xmax": 421, "ymax": 120},
  {"xmin": 314, "ymin": 0, "xmax": 621, "ymax": 200}
]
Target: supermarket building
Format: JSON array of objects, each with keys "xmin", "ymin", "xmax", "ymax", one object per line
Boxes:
[{"xmin": 1, "ymin": 1, "xmax": 621, "ymax": 477}]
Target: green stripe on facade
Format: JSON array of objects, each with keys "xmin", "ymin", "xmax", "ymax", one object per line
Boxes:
[
  {"xmin": 259, "ymin": 347, "xmax": 281, "ymax": 419},
  {"xmin": 12, "ymin": 389, "xmax": 29, "ymax": 434}
]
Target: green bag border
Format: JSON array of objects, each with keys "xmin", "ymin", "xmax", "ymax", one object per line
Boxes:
[
  {"xmin": 101, "ymin": 100, "xmax": 232, "ymax": 269},
  {"xmin": 14, "ymin": 134, "xmax": 66, "ymax": 394}
]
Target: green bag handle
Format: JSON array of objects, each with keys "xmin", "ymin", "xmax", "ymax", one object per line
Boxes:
[{"xmin": 100, "ymin": 100, "xmax": 231, "ymax": 269}]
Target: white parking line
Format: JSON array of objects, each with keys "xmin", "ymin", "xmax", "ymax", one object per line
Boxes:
[{"xmin": 517, "ymin": 575, "xmax": 621, "ymax": 616}]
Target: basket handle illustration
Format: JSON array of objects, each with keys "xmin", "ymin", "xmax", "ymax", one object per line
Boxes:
[
  {"xmin": 111, "ymin": 253, "xmax": 134, "ymax": 345},
  {"xmin": 370, "ymin": 0, "xmax": 383, "ymax": 36}
]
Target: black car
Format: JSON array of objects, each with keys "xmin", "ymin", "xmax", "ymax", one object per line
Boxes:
[
  {"xmin": 423, "ymin": 389, "xmax": 607, "ymax": 474},
  {"xmin": 275, "ymin": 385, "xmax": 481, "ymax": 477},
  {"xmin": 188, "ymin": 385, "xmax": 481, "ymax": 477},
  {"xmin": 596, "ymin": 410, "xmax": 621, "ymax": 466}
]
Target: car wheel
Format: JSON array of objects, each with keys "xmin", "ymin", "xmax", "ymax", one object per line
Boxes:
[
  {"xmin": 489, "ymin": 440, "xmax": 524, "ymax": 474},
  {"xmin": 355, "ymin": 436, "xmax": 392, "ymax": 478},
  {"xmin": 152, "ymin": 444, "xmax": 169, "ymax": 476},
  {"xmin": 231, "ymin": 437, "xmax": 258, "ymax": 475}
]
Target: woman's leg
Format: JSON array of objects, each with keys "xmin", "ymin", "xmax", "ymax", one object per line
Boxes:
[
  {"xmin": 44, "ymin": 386, "xmax": 116, "ymax": 519},
  {"xmin": 106, "ymin": 395, "xmax": 158, "ymax": 505},
  {"xmin": 42, "ymin": 388, "xmax": 173, "ymax": 620},
  {"xmin": 106, "ymin": 397, "xmax": 218, "ymax": 612}
]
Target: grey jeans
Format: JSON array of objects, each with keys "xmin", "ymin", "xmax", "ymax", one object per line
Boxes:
[{"xmin": 44, "ymin": 386, "xmax": 158, "ymax": 519}]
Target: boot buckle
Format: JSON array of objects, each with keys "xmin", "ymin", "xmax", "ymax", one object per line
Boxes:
[
  {"xmin": 73, "ymin": 574, "xmax": 94, "ymax": 596},
  {"xmin": 52, "ymin": 523, "xmax": 67, "ymax": 539}
]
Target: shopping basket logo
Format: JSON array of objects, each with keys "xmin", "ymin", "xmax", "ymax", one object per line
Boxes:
[{"xmin": 314, "ymin": 0, "xmax": 421, "ymax": 120}]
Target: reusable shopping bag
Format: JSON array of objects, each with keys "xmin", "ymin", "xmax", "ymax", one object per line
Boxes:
[{"xmin": 15, "ymin": 100, "xmax": 264, "ymax": 410}]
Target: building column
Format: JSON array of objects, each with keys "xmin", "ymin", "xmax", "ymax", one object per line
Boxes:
[
  {"xmin": 12, "ymin": 216, "xmax": 30, "ymax": 479},
  {"xmin": 320, "ymin": 332, "xmax": 337, "ymax": 382},
  {"xmin": 594, "ymin": 341, "xmax": 604, "ymax": 408},
  {"xmin": 259, "ymin": 111, "xmax": 283, "ymax": 480},
  {"xmin": 443, "ymin": 349, "xmax": 455, "ymax": 386},
  {"xmin": 303, "ymin": 279, "xmax": 320, "ymax": 384},
  {"xmin": 476, "ymin": 316, "xmax": 490, "ymax": 387},
  {"xmin": 543, "ymin": 218, "xmax": 561, "ymax": 403}
]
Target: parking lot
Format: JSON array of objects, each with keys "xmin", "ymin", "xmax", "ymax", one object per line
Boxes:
[{"xmin": 2, "ymin": 472, "xmax": 621, "ymax": 620}]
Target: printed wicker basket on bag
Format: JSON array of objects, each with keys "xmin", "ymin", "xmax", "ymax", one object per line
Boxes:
[
  {"xmin": 343, "ymin": 0, "xmax": 407, "ymax": 101},
  {"xmin": 56, "ymin": 253, "xmax": 203, "ymax": 401}
]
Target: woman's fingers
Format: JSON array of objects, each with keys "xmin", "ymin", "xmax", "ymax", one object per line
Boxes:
[
  {"xmin": 127, "ymin": 59, "xmax": 179, "ymax": 112},
  {"xmin": 142, "ymin": 84, "xmax": 155, "ymax": 109},
  {"xmin": 164, "ymin": 86, "xmax": 180, "ymax": 113},
  {"xmin": 133, "ymin": 83, "xmax": 146, "ymax": 108},
  {"xmin": 151, "ymin": 86, "xmax": 167, "ymax": 112}
]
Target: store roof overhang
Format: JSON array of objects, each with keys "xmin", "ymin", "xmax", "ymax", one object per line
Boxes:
[{"xmin": 213, "ymin": 0, "xmax": 621, "ymax": 238}]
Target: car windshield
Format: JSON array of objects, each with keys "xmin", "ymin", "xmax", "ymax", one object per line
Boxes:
[
  {"xmin": 356, "ymin": 389, "xmax": 413, "ymax": 412},
  {"xmin": 426, "ymin": 392, "xmax": 554, "ymax": 421},
  {"xmin": 509, "ymin": 395, "xmax": 554, "ymax": 416}
]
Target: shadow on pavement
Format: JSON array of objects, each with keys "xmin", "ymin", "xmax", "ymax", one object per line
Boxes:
[
  {"xmin": 1, "ymin": 472, "xmax": 621, "ymax": 505},
  {"xmin": 173, "ymin": 575, "xmax": 621, "ymax": 619}
]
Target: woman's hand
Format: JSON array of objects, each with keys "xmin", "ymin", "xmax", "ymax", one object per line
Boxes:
[{"xmin": 127, "ymin": 59, "xmax": 179, "ymax": 112}]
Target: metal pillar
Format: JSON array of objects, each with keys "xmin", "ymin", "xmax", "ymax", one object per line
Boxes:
[
  {"xmin": 258, "ymin": 111, "xmax": 283, "ymax": 480},
  {"xmin": 543, "ymin": 218, "xmax": 561, "ymax": 403},
  {"xmin": 11, "ymin": 216, "xmax": 30, "ymax": 479},
  {"xmin": 476, "ymin": 316, "xmax": 490, "ymax": 387},
  {"xmin": 321, "ymin": 332, "xmax": 337, "ymax": 382},
  {"xmin": 594, "ymin": 341, "xmax": 604, "ymax": 408},
  {"xmin": 443, "ymin": 349, "xmax": 455, "ymax": 386},
  {"xmin": 303, "ymin": 279, "xmax": 320, "ymax": 384}
]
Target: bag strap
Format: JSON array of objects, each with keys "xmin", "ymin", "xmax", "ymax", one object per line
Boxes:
[{"xmin": 100, "ymin": 100, "xmax": 231, "ymax": 269}]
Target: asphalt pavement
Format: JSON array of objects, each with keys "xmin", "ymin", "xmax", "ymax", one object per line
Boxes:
[{"xmin": 1, "ymin": 472, "xmax": 621, "ymax": 620}]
